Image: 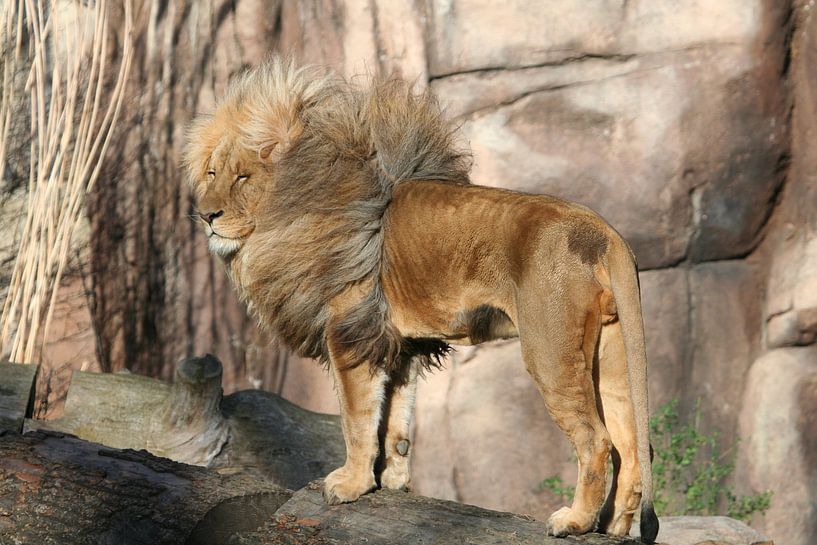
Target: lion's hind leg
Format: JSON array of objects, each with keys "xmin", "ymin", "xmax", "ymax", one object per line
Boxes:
[
  {"xmin": 518, "ymin": 278, "xmax": 612, "ymax": 537},
  {"xmin": 596, "ymin": 318, "xmax": 642, "ymax": 536}
]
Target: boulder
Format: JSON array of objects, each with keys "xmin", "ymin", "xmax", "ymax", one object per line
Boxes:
[
  {"xmin": 765, "ymin": 233, "xmax": 817, "ymax": 348},
  {"xmin": 631, "ymin": 515, "xmax": 772, "ymax": 545},
  {"xmin": 736, "ymin": 347, "xmax": 817, "ymax": 545}
]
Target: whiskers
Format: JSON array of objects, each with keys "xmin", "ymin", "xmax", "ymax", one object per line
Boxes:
[{"xmin": 188, "ymin": 211, "xmax": 214, "ymax": 239}]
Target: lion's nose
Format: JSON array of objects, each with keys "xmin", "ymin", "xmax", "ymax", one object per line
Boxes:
[{"xmin": 203, "ymin": 210, "xmax": 224, "ymax": 224}]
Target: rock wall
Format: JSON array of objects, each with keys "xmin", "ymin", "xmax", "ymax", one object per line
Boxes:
[{"xmin": 3, "ymin": 1, "xmax": 814, "ymax": 543}]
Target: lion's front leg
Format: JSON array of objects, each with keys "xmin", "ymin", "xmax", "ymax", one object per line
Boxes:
[
  {"xmin": 324, "ymin": 339, "xmax": 388, "ymax": 505},
  {"xmin": 379, "ymin": 363, "xmax": 418, "ymax": 491}
]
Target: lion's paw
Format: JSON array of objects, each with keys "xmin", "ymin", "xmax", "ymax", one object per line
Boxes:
[
  {"xmin": 322, "ymin": 466, "xmax": 375, "ymax": 505},
  {"xmin": 546, "ymin": 506, "xmax": 595, "ymax": 537},
  {"xmin": 601, "ymin": 515, "xmax": 634, "ymax": 537},
  {"xmin": 380, "ymin": 463, "xmax": 410, "ymax": 491}
]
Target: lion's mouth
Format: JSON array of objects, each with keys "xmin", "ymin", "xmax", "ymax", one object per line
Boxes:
[
  {"xmin": 208, "ymin": 228, "xmax": 236, "ymax": 240},
  {"xmin": 205, "ymin": 224, "xmax": 249, "ymax": 241}
]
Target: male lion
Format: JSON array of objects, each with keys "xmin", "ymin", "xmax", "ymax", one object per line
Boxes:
[{"xmin": 184, "ymin": 59, "xmax": 659, "ymax": 542}]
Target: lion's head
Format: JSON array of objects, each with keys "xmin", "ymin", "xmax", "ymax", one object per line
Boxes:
[{"xmin": 184, "ymin": 59, "xmax": 331, "ymax": 258}]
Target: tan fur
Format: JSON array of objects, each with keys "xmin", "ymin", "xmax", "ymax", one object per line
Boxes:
[{"xmin": 184, "ymin": 58, "xmax": 658, "ymax": 542}]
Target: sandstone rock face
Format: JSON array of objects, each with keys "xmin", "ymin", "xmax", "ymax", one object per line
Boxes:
[
  {"xmin": 736, "ymin": 348, "xmax": 817, "ymax": 545},
  {"xmin": 766, "ymin": 233, "xmax": 817, "ymax": 348},
  {"xmin": 638, "ymin": 269, "xmax": 690, "ymax": 410},
  {"xmin": 686, "ymin": 262, "xmax": 762, "ymax": 446},
  {"xmin": 731, "ymin": 6, "xmax": 817, "ymax": 544}
]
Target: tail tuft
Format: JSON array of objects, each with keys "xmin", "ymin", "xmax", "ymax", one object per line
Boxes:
[{"xmin": 640, "ymin": 504, "xmax": 659, "ymax": 543}]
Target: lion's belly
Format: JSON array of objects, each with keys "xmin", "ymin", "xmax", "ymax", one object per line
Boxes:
[{"xmin": 389, "ymin": 299, "xmax": 520, "ymax": 345}]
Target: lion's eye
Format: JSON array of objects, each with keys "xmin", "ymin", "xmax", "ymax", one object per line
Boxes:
[
  {"xmin": 207, "ymin": 170, "xmax": 216, "ymax": 179},
  {"xmin": 236, "ymin": 175, "xmax": 249, "ymax": 183}
]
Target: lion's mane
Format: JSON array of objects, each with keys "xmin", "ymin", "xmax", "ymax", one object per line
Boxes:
[{"xmin": 194, "ymin": 60, "xmax": 472, "ymax": 373}]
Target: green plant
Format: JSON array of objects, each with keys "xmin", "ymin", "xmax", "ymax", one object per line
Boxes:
[
  {"xmin": 537, "ymin": 475, "xmax": 575, "ymax": 502},
  {"xmin": 650, "ymin": 399, "xmax": 771, "ymax": 521},
  {"xmin": 537, "ymin": 399, "xmax": 772, "ymax": 522}
]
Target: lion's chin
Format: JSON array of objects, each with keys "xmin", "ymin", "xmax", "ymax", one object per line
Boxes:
[{"xmin": 208, "ymin": 235, "xmax": 243, "ymax": 257}]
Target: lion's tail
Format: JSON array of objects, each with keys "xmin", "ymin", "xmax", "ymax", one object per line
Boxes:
[
  {"xmin": 606, "ymin": 235, "xmax": 659, "ymax": 543},
  {"xmin": 365, "ymin": 79, "xmax": 472, "ymax": 187}
]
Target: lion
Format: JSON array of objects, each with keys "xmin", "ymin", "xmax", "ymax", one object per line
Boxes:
[{"xmin": 184, "ymin": 58, "xmax": 659, "ymax": 542}]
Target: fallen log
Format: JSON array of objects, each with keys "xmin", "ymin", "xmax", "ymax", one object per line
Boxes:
[
  {"xmin": 25, "ymin": 355, "xmax": 345, "ymax": 490},
  {"xmin": 0, "ymin": 361, "xmax": 36, "ymax": 433},
  {"xmin": 0, "ymin": 430, "xmax": 290, "ymax": 545},
  {"xmin": 147, "ymin": 354, "xmax": 230, "ymax": 465}
]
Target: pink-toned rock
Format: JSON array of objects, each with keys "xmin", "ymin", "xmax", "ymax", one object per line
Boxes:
[
  {"xmin": 736, "ymin": 347, "xmax": 817, "ymax": 545},
  {"xmin": 767, "ymin": 308, "xmax": 817, "ymax": 348},
  {"xmin": 687, "ymin": 262, "xmax": 762, "ymax": 446},
  {"xmin": 639, "ymin": 269, "xmax": 690, "ymax": 410},
  {"xmin": 410, "ymin": 355, "xmax": 458, "ymax": 501},
  {"xmin": 765, "ymin": 233, "xmax": 817, "ymax": 348},
  {"xmin": 426, "ymin": 1, "xmax": 769, "ymax": 77},
  {"xmin": 276, "ymin": 357, "xmax": 338, "ymax": 415}
]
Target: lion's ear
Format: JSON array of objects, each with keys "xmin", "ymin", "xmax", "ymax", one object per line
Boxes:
[
  {"xmin": 260, "ymin": 123, "xmax": 303, "ymax": 163},
  {"xmin": 258, "ymin": 143, "xmax": 278, "ymax": 161}
]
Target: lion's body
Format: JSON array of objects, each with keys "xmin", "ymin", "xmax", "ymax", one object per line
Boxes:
[
  {"xmin": 383, "ymin": 181, "xmax": 604, "ymax": 343},
  {"xmin": 184, "ymin": 59, "xmax": 658, "ymax": 542}
]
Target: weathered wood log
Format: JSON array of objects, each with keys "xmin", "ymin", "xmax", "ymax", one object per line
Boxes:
[
  {"xmin": 0, "ymin": 430, "xmax": 290, "ymax": 545},
  {"xmin": 27, "ymin": 369, "xmax": 169, "ymax": 449},
  {"xmin": 211, "ymin": 389, "xmax": 345, "ymax": 489},
  {"xmin": 147, "ymin": 354, "xmax": 230, "ymax": 465},
  {"xmin": 25, "ymin": 355, "xmax": 345, "ymax": 490},
  {"xmin": 228, "ymin": 481, "xmax": 641, "ymax": 545},
  {"xmin": 0, "ymin": 362, "xmax": 36, "ymax": 433}
]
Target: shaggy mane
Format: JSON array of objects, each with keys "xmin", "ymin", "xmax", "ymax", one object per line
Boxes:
[{"xmin": 188, "ymin": 59, "xmax": 471, "ymax": 374}]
